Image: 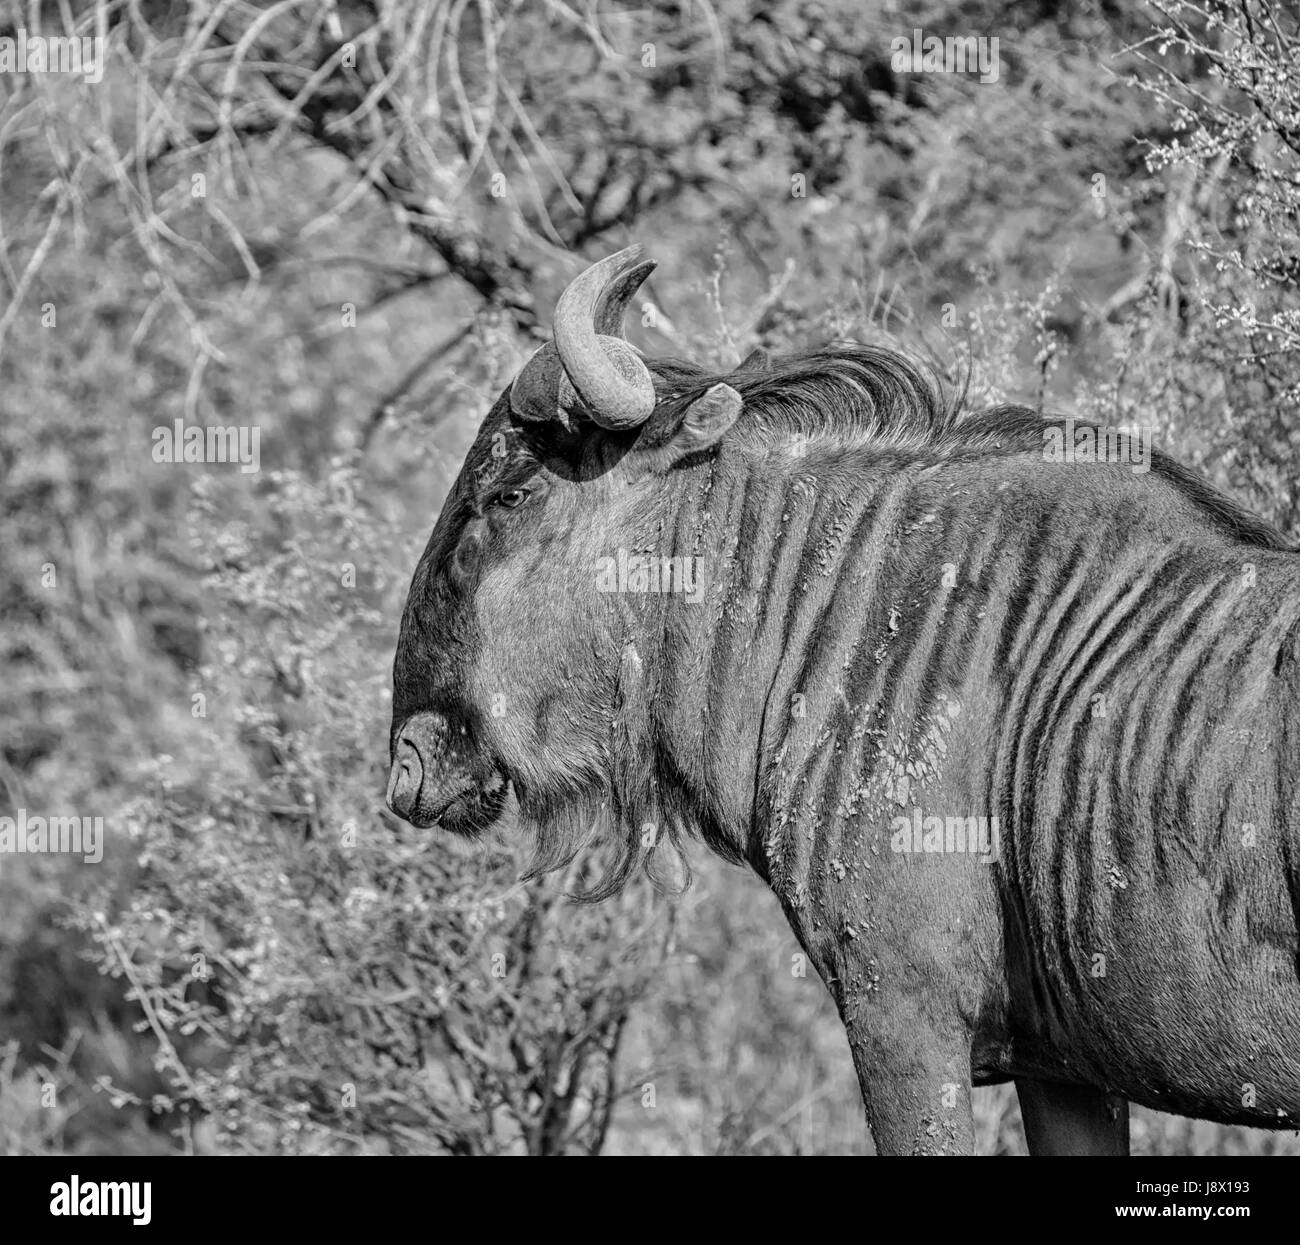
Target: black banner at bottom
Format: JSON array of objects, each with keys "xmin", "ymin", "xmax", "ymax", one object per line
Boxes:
[{"xmin": 3, "ymin": 1155, "xmax": 1288, "ymax": 1232}]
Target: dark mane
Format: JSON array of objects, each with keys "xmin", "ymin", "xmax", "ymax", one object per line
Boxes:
[
  {"xmin": 649, "ymin": 343, "xmax": 1293, "ymax": 553},
  {"xmin": 652, "ymin": 345, "xmax": 960, "ymax": 448}
]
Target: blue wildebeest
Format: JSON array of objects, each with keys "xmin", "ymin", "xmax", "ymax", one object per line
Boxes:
[{"xmin": 386, "ymin": 245, "xmax": 1300, "ymax": 1155}]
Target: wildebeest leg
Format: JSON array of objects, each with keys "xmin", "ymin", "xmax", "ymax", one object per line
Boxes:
[
  {"xmin": 1016, "ymin": 1077, "xmax": 1129, "ymax": 1155},
  {"xmin": 845, "ymin": 1016, "xmax": 977, "ymax": 1155}
]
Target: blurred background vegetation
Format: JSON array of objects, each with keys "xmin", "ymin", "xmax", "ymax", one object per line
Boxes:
[{"xmin": 1, "ymin": 0, "xmax": 1298, "ymax": 1154}]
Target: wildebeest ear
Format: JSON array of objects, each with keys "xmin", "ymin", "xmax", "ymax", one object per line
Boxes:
[
  {"xmin": 733, "ymin": 347, "xmax": 771, "ymax": 373},
  {"xmin": 660, "ymin": 383, "xmax": 742, "ymax": 463}
]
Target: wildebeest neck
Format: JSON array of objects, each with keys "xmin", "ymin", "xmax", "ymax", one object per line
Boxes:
[{"xmin": 637, "ymin": 445, "xmax": 934, "ymax": 875}]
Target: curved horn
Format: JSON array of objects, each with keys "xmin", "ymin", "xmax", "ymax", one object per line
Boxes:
[
  {"xmin": 510, "ymin": 341, "xmax": 566, "ymax": 424},
  {"xmin": 553, "ymin": 246, "xmax": 657, "ymax": 430},
  {"xmin": 594, "ymin": 259, "xmax": 656, "ymax": 335}
]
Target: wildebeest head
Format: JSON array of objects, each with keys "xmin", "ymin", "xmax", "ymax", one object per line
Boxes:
[{"xmin": 387, "ymin": 247, "xmax": 743, "ymax": 890}]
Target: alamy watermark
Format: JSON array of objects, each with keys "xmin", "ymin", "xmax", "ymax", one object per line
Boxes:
[
  {"xmin": 0, "ymin": 31, "xmax": 104, "ymax": 83},
  {"xmin": 152, "ymin": 419, "xmax": 261, "ymax": 473},
  {"xmin": 595, "ymin": 550, "xmax": 706, "ymax": 604},
  {"xmin": 891, "ymin": 806, "xmax": 1000, "ymax": 863},
  {"xmin": 1043, "ymin": 417, "xmax": 1152, "ymax": 474},
  {"xmin": 50, "ymin": 1177, "xmax": 151, "ymax": 1226},
  {"xmin": 890, "ymin": 29, "xmax": 1000, "ymax": 84},
  {"xmin": 0, "ymin": 808, "xmax": 103, "ymax": 864}
]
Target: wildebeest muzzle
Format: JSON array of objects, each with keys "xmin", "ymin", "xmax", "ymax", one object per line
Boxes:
[{"xmin": 385, "ymin": 710, "xmax": 507, "ymax": 834}]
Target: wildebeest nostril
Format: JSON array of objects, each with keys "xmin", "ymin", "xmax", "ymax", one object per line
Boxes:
[{"xmin": 386, "ymin": 736, "xmax": 423, "ymax": 818}]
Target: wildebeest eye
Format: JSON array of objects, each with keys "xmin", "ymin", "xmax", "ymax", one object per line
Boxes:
[{"xmin": 494, "ymin": 486, "xmax": 531, "ymax": 510}]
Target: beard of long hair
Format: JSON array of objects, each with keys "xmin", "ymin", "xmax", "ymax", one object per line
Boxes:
[{"xmin": 515, "ymin": 638, "xmax": 693, "ymax": 904}]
